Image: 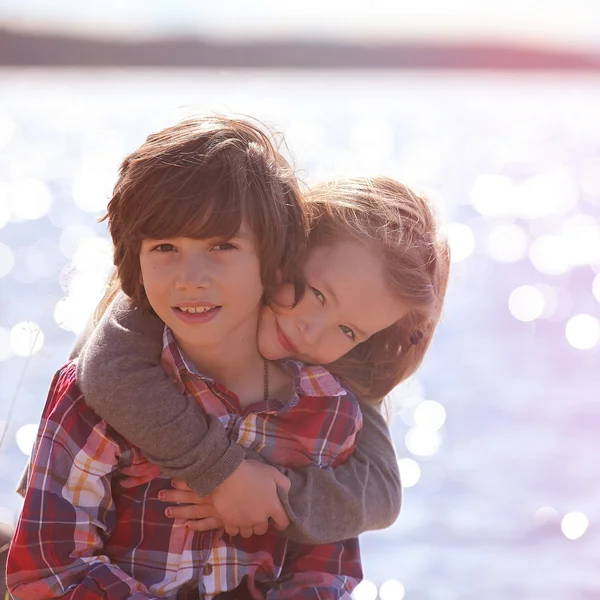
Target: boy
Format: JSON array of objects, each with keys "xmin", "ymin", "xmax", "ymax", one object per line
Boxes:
[{"xmin": 7, "ymin": 116, "xmax": 362, "ymax": 599}]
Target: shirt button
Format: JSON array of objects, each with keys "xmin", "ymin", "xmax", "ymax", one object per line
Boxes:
[{"xmin": 203, "ymin": 563, "xmax": 213, "ymax": 576}]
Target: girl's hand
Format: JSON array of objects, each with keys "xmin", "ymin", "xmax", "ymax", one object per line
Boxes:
[
  {"xmin": 162, "ymin": 460, "xmax": 291, "ymax": 538},
  {"xmin": 211, "ymin": 459, "xmax": 291, "ymax": 537},
  {"xmin": 159, "ymin": 481, "xmax": 226, "ymax": 532}
]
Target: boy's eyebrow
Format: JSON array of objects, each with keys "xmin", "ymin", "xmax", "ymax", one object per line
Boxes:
[{"xmin": 321, "ymin": 281, "xmax": 368, "ymax": 340}]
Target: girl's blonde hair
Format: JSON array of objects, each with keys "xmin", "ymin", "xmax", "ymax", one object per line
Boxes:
[{"xmin": 306, "ymin": 176, "xmax": 450, "ymax": 405}]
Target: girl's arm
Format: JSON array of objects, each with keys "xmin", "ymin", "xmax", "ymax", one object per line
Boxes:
[
  {"xmin": 278, "ymin": 402, "xmax": 401, "ymax": 544},
  {"xmin": 165, "ymin": 403, "xmax": 402, "ymax": 545},
  {"xmin": 77, "ymin": 292, "xmax": 246, "ymax": 495},
  {"xmin": 79, "ymin": 292, "xmax": 401, "ymax": 544}
]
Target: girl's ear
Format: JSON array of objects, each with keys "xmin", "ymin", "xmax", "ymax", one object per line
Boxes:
[{"xmin": 275, "ymin": 268, "xmax": 283, "ymax": 284}]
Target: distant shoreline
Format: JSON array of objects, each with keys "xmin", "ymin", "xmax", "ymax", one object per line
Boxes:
[{"xmin": 1, "ymin": 27, "xmax": 599, "ymax": 70}]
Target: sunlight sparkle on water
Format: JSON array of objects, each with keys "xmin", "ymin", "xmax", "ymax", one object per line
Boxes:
[
  {"xmin": 0, "ymin": 242, "xmax": 14, "ymax": 278},
  {"xmin": 350, "ymin": 118, "xmax": 395, "ymax": 163},
  {"xmin": 351, "ymin": 580, "xmax": 377, "ymax": 600},
  {"xmin": 565, "ymin": 314, "xmax": 600, "ymax": 350},
  {"xmin": 508, "ymin": 285, "xmax": 545, "ymax": 322},
  {"xmin": 9, "ymin": 179, "xmax": 53, "ymax": 221},
  {"xmin": 405, "ymin": 426, "xmax": 442, "ymax": 457},
  {"xmin": 534, "ymin": 506, "xmax": 560, "ymax": 525},
  {"xmin": 72, "ymin": 169, "xmax": 115, "ymax": 213},
  {"xmin": 560, "ymin": 215, "xmax": 600, "ymax": 266},
  {"xmin": 445, "ymin": 222, "xmax": 475, "ymax": 263},
  {"xmin": 487, "ymin": 223, "xmax": 528, "ymax": 263},
  {"xmin": 59, "ymin": 224, "xmax": 97, "ymax": 258},
  {"xmin": 10, "ymin": 321, "xmax": 44, "ymax": 356},
  {"xmin": 0, "ymin": 183, "xmax": 10, "ymax": 229},
  {"xmin": 397, "ymin": 458, "xmax": 421, "ymax": 488},
  {"xmin": 413, "ymin": 400, "xmax": 446, "ymax": 430},
  {"xmin": 593, "ymin": 274, "xmax": 600, "ymax": 303},
  {"xmin": 0, "ymin": 327, "xmax": 13, "ymax": 361},
  {"xmin": 518, "ymin": 169, "xmax": 578, "ymax": 219},
  {"xmin": 529, "ymin": 234, "xmax": 570, "ymax": 275},
  {"xmin": 561, "ymin": 512, "xmax": 589, "ymax": 540},
  {"xmin": 379, "ymin": 579, "xmax": 406, "ymax": 600},
  {"xmin": 470, "ymin": 174, "xmax": 516, "ymax": 218},
  {"xmin": 15, "ymin": 423, "xmax": 39, "ymax": 456}
]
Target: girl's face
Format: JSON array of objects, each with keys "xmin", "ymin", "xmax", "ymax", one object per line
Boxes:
[{"xmin": 258, "ymin": 240, "xmax": 409, "ymax": 365}]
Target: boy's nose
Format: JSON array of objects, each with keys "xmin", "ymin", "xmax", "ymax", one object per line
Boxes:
[{"xmin": 175, "ymin": 258, "xmax": 211, "ymax": 290}]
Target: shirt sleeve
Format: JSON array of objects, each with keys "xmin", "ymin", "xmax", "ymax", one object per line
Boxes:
[
  {"xmin": 77, "ymin": 291, "xmax": 245, "ymax": 497},
  {"xmin": 6, "ymin": 365, "xmax": 159, "ymax": 600},
  {"xmin": 265, "ymin": 538, "xmax": 362, "ymax": 600},
  {"xmin": 277, "ymin": 402, "xmax": 402, "ymax": 544}
]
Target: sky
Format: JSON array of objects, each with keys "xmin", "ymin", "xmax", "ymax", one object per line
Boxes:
[{"xmin": 0, "ymin": 0, "xmax": 598, "ymax": 52}]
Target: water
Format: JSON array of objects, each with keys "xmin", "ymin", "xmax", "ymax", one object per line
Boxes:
[{"xmin": 1, "ymin": 68, "xmax": 599, "ymax": 599}]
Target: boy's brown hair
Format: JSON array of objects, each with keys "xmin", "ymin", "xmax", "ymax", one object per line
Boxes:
[
  {"xmin": 98, "ymin": 116, "xmax": 308, "ymax": 317},
  {"xmin": 306, "ymin": 176, "xmax": 450, "ymax": 404}
]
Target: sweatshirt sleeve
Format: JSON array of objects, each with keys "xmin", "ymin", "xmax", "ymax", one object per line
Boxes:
[
  {"xmin": 76, "ymin": 292, "xmax": 245, "ymax": 497},
  {"xmin": 77, "ymin": 293, "xmax": 401, "ymax": 543},
  {"xmin": 276, "ymin": 402, "xmax": 402, "ymax": 545}
]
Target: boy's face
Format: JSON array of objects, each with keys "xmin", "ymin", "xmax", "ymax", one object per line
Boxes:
[
  {"xmin": 258, "ymin": 240, "xmax": 409, "ymax": 365},
  {"xmin": 139, "ymin": 223, "xmax": 263, "ymax": 360}
]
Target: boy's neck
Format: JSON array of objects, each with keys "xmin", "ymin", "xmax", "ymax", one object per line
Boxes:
[{"xmin": 175, "ymin": 324, "xmax": 275, "ymax": 407}]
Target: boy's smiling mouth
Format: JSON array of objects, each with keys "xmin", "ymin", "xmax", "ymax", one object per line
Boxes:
[{"xmin": 172, "ymin": 303, "xmax": 222, "ymax": 323}]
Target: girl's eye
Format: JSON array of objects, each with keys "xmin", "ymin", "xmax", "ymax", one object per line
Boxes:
[
  {"xmin": 340, "ymin": 325, "xmax": 356, "ymax": 341},
  {"xmin": 311, "ymin": 287, "xmax": 325, "ymax": 305},
  {"xmin": 153, "ymin": 243, "xmax": 176, "ymax": 253},
  {"xmin": 212, "ymin": 242, "xmax": 237, "ymax": 252}
]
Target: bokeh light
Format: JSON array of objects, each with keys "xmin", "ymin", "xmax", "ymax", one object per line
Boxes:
[
  {"xmin": 0, "ymin": 183, "xmax": 10, "ymax": 228},
  {"xmin": 470, "ymin": 173, "xmax": 516, "ymax": 218},
  {"xmin": 379, "ymin": 579, "xmax": 406, "ymax": 600},
  {"xmin": 59, "ymin": 224, "xmax": 98, "ymax": 258},
  {"xmin": 397, "ymin": 458, "xmax": 421, "ymax": 488},
  {"xmin": 0, "ymin": 242, "xmax": 14, "ymax": 278},
  {"xmin": 508, "ymin": 285, "xmax": 545, "ymax": 322},
  {"xmin": 413, "ymin": 400, "xmax": 446, "ymax": 430},
  {"xmin": 561, "ymin": 512, "xmax": 589, "ymax": 540},
  {"xmin": 487, "ymin": 223, "xmax": 528, "ymax": 263},
  {"xmin": 529, "ymin": 235, "xmax": 570, "ymax": 275},
  {"xmin": 9, "ymin": 321, "xmax": 44, "ymax": 356},
  {"xmin": 565, "ymin": 314, "xmax": 600, "ymax": 350},
  {"xmin": 0, "ymin": 327, "xmax": 12, "ymax": 361},
  {"xmin": 534, "ymin": 506, "xmax": 560, "ymax": 525},
  {"xmin": 445, "ymin": 222, "xmax": 475, "ymax": 263},
  {"xmin": 593, "ymin": 274, "xmax": 600, "ymax": 303},
  {"xmin": 15, "ymin": 423, "xmax": 38, "ymax": 456},
  {"xmin": 9, "ymin": 179, "xmax": 53, "ymax": 220},
  {"xmin": 405, "ymin": 426, "xmax": 442, "ymax": 457},
  {"xmin": 352, "ymin": 579, "xmax": 378, "ymax": 600}
]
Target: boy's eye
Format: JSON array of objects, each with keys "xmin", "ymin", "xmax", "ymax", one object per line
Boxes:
[
  {"xmin": 311, "ymin": 287, "xmax": 325, "ymax": 305},
  {"xmin": 212, "ymin": 242, "xmax": 237, "ymax": 252},
  {"xmin": 153, "ymin": 243, "xmax": 176, "ymax": 253},
  {"xmin": 340, "ymin": 325, "xmax": 356, "ymax": 341}
]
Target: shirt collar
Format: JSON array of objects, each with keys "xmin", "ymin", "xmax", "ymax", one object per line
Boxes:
[{"xmin": 161, "ymin": 327, "xmax": 347, "ymax": 401}]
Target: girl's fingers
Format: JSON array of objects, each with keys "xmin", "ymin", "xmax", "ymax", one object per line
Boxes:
[
  {"xmin": 238, "ymin": 527, "xmax": 254, "ymax": 539},
  {"xmin": 184, "ymin": 517, "xmax": 223, "ymax": 532},
  {"xmin": 166, "ymin": 504, "xmax": 216, "ymax": 520},
  {"xmin": 159, "ymin": 489, "xmax": 208, "ymax": 504},
  {"xmin": 171, "ymin": 480, "xmax": 192, "ymax": 491}
]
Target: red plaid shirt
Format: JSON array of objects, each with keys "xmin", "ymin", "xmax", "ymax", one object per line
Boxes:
[{"xmin": 7, "ymin": 328, "xmax": 363, "ymax": 600}]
